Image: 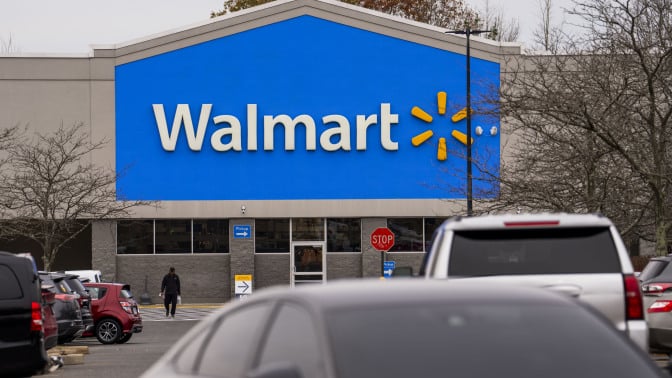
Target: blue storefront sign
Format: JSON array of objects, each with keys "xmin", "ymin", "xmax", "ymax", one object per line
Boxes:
[{"xmin": 115, "ymin": 15, "xmax": 500, "ymax": 201}]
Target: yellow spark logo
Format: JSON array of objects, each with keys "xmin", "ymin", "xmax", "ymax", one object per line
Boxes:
[{"xmin": 411, "ymin": 91, "xmax": 473, "ymax": 161}]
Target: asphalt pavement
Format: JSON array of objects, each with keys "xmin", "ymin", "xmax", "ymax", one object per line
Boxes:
[{"xmin": 45, "ymin": 304, "xmax": 223, "ymax": 378}]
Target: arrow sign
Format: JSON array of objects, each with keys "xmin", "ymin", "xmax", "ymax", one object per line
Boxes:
[
  {"xmin": 234, "ymin": 274, "xmax": 253, "ymax": 295},
  {"xmin": 383, "ymin": 261, "xmax": 396, "ymax": 278},
  {"xmin": 237, "ymin": 281, "xmax": 250, "ymax": 293},
  {"xmin": 233, "ymin": 225, "xmax": 252, "ymax": 239}
]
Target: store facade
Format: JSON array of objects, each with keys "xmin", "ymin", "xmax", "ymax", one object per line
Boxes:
[{"xmin": 0, "ymin": 0, "xmax": 521, "ymax": 302}]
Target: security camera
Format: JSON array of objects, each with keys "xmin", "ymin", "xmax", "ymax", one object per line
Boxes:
[{"xmin": 241, "ymin": 205, "xmax": 246, "ymax": 215}]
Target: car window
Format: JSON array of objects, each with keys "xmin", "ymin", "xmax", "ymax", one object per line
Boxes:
[
  {"xmin": 448, "ymin": 227, "xmax": 621, "ymax": 276},
  {"xmin": 255, "ymin": 303, "xmax": 326, "ymax": 378},
  {"xmin": 54, "ymin": 280, "xmax": 72, "ymax": 294},
  {"xmin": 326, "ymin": 302, "xmax": 661, "ymax": 378},
  {"xmin": 197, "ymin": 302, "xmax": 273, "ymax": 377},
  {"xmin": 121, "ymin": 289, "xmax": 133, "ymax": 299},
  {"xmin": 0, "ymin": 264, "xmax": 23, "ymax": 300},
  {"xmin": 87, "ymin": 287, "xmax": 107, "ymax": 300},
  {"xmin": 66, "ymin": 278, "xmax": 87, "ymax": 294},
  {"xmin": 639, "ymin": 260, "xmax": 668, "ymax": 282}
]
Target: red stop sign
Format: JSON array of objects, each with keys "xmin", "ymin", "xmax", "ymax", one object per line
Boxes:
[{"xmin": 371, "ymin": 227, "xmax": 395, "ymax": 251}]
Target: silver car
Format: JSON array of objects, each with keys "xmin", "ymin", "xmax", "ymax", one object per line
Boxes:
[
  {"xmin": 141, "ymin": 279, "xmax": 664, "ymax": 378},
  {"xmin": 639, "ymin": 255, "xmax": 672, "ymax": 353},
  {"xmin": 418, "ymin": 213, "xmax": 648, "ymax": 351}
]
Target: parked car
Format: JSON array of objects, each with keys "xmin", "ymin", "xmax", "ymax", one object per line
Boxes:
[
  {"xmin": 639, "ymin": 255, "xmax": 672, "ymax": 288},
  {"xmin": 65, "ymin": 269, "xmax": 102, "ymax": 283},
  {"xmin": 412, "ymin": 213, "xmax": 648, "ymax": 351},
  {"xmin": 0, "ymin": 251, "xmax": 49, "ymax": 376},
  {"xmin": 84, "ymin": 282, "xmax": 143, "ymax": 344},
  {"xmin": 40, "ymin": 282, "xmax": 59, "ymax": 351},
  {"xmin": 39, "ymin": 271, "xmax": 85, "ymax": 344},
  {"xmin": 61, "ymin": 273, "xmax": 95, "ymax": 333},
  {"xmin": 141, "ymin": 279, "xmax": 666, "ymax": 378},
  {"xmin": 638, "ymin": 254, "xmax": 672, "ymax": 353}
]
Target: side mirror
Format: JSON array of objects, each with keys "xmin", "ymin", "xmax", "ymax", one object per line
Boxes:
[
  {"xmin": 246, "ymin": 362, "xmax": 303, "ymax": 378},
  {"xmin": 392, "ymin": 266, "xmax": 414, "ymax": 277}
]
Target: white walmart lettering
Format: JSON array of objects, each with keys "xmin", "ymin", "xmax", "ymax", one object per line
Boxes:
[{"xmin": 152, "ymin": 104, "xmax": 399, "ymax": 152}]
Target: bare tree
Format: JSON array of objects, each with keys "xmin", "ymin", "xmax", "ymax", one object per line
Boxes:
[
  {"xmin": 0, "ymin": 33, "xmax": 20, "ymax": 54},
  {"xmin": 531, "ymin": 0, "xmax": 569, "ymax": 52},
  {"xmin": 212, "ymin": 0, "xmax": 480, "ymax": 30},
  {"xmin": 0, "ymin": 123, "xmax": 153, "ymax": 270},
  {"xmin": 477, "ymin": 0, "xmax": 520, "ymax": 42},
  {"xmin": 498, "ymin": 0, "xmax": 672, "ymax": 255}
]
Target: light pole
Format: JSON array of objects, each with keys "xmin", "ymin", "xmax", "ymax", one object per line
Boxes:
[{"xmin": 445, "ymin": 27, "xmax": 490, "ymax": 217}]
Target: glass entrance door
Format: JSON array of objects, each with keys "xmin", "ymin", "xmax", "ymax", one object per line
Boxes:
[{"xmin": 291, "ymin": 242, "xmax": 325, "ymax": 286}]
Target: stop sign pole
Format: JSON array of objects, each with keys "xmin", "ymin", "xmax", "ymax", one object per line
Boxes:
[{"xmin": 370, "ymin": 227, "xmax": 395, "ymax": 277}]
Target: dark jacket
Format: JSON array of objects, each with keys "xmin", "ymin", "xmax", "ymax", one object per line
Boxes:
[{"xmin": 161, "ymin": 273, "xmax": 181, "ymax": 295}]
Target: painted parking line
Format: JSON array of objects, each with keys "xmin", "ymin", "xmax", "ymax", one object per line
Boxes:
[{"xmin": 139, "ymin": 307, "xmax": 222, "ymax": 322}]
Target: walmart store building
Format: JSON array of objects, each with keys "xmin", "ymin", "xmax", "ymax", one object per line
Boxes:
[{"xmin": 0, "ymin": 0, "xmax": 520, "ymax": 302}]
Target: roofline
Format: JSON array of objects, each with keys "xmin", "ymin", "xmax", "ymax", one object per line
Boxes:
[{"xmin": 92, "ymin": 0, "xmax": 520, "ymax": 62}]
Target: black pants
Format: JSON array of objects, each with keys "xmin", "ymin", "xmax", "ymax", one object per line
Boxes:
[{"xmin": 164, "ymin": 293, "xmax": 178, "ymax": 316}]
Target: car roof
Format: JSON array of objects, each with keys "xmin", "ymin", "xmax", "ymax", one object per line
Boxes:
[
  {"xmin": 439, "ymin": 213, "xmax": 613, "ymax": 231},
  {"xmin": 246, "ymin": 279, "xmax": 580, "ymax": 312},
  {"xmin": 83, "ymin": 282, "xmax": 126, "ymax": 288},
  {"xmin": 39, "ymin": 271, "xmax": 67, "ymax": 281}
]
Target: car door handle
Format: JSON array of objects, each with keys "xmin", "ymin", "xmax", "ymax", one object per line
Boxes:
[{"xmin": 542, "ymin": 284, "xmax": 583, "ymax": 298}]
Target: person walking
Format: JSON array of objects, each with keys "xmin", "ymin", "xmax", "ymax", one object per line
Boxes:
[{"xmin": 160, "ymin": 267, "xmax": 181, "ymax": 318}]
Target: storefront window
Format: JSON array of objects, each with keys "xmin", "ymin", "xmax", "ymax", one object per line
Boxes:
[
  {"xmin": 327, "ymin": 218, "xmax": 361, "ymax": 252},
  {"xmin": 256, "ymin": 219, "xmax": 290, "ymax": 253},
  {"xmin": 155, "ymin": 220, "xmax": 191, "ymax": 254},
  {"xmin": 424, "ymin": 218, "xmax": 446, "ymax": 252},
  {"xmin": 117, "ymin": 220, "xmax": 154, "ymax": 254},
  {"xmin": 194, "ymin": 219, "xmax": 229, "ymax": 253},
  {"xmin": 387, "ymin": 218, "xmax": 423, "ymax": 252},
  {"xmin": 292, "ymin": 218, "xmax": 324, "ymax": 241}
]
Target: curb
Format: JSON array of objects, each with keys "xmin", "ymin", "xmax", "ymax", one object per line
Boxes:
[
  {"xmin": 48, "ymin": 345, "xmax": 89, "ymax": 366},
  {"xmin": 61, "ymin": 354, "xmax": 84, "ymax": 365}
]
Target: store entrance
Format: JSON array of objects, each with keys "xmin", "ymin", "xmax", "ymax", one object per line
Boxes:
[{"xmin": 291, "ymin": 242, "xmax": 325, "ymax": 286}]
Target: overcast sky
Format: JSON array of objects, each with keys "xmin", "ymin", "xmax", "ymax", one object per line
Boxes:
[{"xmin": 0, "ymin": 0, "xmax": 574, "ymax": 54}]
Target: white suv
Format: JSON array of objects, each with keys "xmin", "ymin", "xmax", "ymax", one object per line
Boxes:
[{"xmin": 420, "ymin": 213, "xmax": 648, "ymax": 351}]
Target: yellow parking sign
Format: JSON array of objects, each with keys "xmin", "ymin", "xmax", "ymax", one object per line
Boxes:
[{"xmin": 235, "ymin": 274, "xmax": 253, "ymax": 297}]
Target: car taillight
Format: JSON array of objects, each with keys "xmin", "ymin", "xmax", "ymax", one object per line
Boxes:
[
  {"xmin": 120, "ymin": 301, "xmax": 133, "ymax": 314},
  {"xmin": 31, "ymin": 302, "xmax": 43, "ymax": 332},
  {"xmin": 624, "ymin": 274, "xmax": 644, "ymax": 320},
  {"xmin": 642, "ymin": 283, "xmax": 672, "ymax": 294},
  {"xmin": 55, "ymin": 293, "xmax": 75, "ymax": 301},
  {"xmin": 503, "ymin": 221, "xmax": 560, "ymax": 227},
  {"xmin": 648, "ymin": 300, "xmax": 672, "ymax": 313}
]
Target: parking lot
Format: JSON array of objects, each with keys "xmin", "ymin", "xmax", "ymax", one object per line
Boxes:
[{"xmin": 46, "ymin": 305, "xmax": 219, "ymax": 377}]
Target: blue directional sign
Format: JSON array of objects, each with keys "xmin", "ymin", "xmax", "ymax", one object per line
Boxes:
[
  {"xmin": 383, "ymin": 261, "xmax": 396, "ymax": 278},
  {"xmin": 233, "ymin": 225, "xmax": 252, "ymax": 239}
]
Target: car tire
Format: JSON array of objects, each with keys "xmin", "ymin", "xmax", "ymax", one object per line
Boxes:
[
  {"xmin": 95, "ymin": 319, "xmax": 122, "ymax": 344},
  {"xmin": 116, "ymin": 333, "xmax": 132, "ymax": 344}
]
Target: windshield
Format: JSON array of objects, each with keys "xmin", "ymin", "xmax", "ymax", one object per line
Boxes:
[
  {"xmin": 448, "ymin": 227, "xmax": 621, "ymax": 276},
  {"xmin": 326, "ymin": 303, "xmax": 660, "ymax": 378},
  {"xmin": 66, "ymin": 278, "xmax": 87, "ymax": 293},
  {"xmin": 639, "ymin": 260, "xmax": 668, "ymax": 282}
]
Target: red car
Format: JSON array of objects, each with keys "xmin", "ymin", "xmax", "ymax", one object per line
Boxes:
[
  {"xmin": 40, "ymin": 284, "xmax": 59, "ymax": 350},
  {"xmin": 83, "ymin": 282, "xmax": 143, "ymax": 344}
]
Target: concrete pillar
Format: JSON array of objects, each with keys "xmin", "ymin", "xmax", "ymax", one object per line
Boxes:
[
  {"xmin": 91, "ymin": 220, "xmax": 117, "ymax": 282},
  {"xmin": 229, "ymin": 219, "xmax": 255, "ymax": 299}
]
